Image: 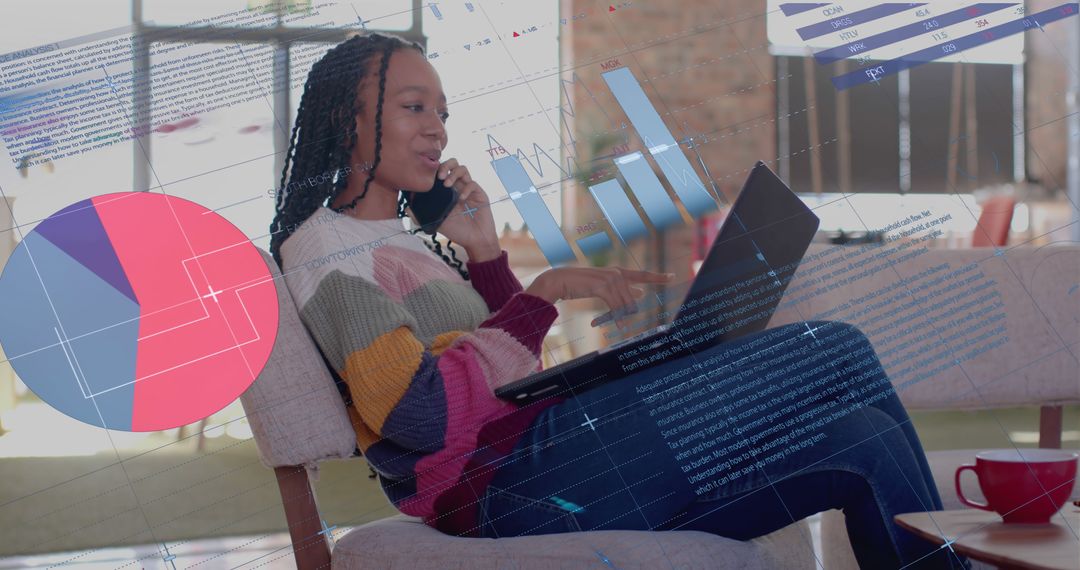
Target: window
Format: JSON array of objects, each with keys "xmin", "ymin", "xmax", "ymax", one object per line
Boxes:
[
  {"xmin": 779, "ymin": 57, "xmax": 1017, "ymax": 196},
  {"xmin": 0, "ymin": 0, "xmax": 132, "ymax": 228}
]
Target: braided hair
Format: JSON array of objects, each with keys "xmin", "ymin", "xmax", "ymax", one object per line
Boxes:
[{"xmin": 269, "ymin": 32, "xmax": 469, "ymax": 279}]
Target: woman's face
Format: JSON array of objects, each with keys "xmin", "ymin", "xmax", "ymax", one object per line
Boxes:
[{"xmin": 351, "ymin": 48, "xmax": 449, "ymax": 194}]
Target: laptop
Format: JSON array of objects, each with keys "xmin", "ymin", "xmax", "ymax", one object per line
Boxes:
[{"xmin": 494, "ymin": 161, "xmax": 820, "ymax": 404}]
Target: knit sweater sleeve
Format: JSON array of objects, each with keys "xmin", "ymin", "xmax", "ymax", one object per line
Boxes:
[
  {"xmin": 292, "ymin": 262, "xmax": 557, "ymax": 459},
  {"xmin": 465, "ymin": 250, "xmax": 524, "ymax": 313}
]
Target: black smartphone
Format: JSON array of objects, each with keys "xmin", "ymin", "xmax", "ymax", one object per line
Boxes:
[{"xmin": 406, "ymin": 177, "xmax": 459, "ymax": 235}]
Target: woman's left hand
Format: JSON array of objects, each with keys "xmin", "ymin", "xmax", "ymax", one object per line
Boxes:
[{"xmin": 430, "ymin": 159, "xmax": 501, "ymax": 262}]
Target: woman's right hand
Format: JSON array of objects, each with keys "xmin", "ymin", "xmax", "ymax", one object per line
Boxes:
[{"xmin": 525, "ymin": 266, "xmax": 675, "ymax": 327}]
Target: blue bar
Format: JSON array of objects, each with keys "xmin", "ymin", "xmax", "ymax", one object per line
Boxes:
[
  {"xmin": 601, "ymin": 67, "xmax": 717, "ymax": 217},
  {"xmin": 798, "ymin": 3, "xmax": 925, "ymax": 41},
  {"xmin": 491, "ymin": 156, "xmax": 576, "ymax": 266},
  {"xmin": 831, "ymin": 3, "xmax": 1079, "ymax": 90},
  {"xmin": 588, "ymin": 179, "xmax": 649, "ymax": 246},
  {"xmin": 780, "ymin": 3, "xmax": 830, "ymax": 17},
  {"xmin": 614, "ymin": 151, "xmax": 683, "ymax": 231},
  {"xmin": 814, "ymin": 3, "xmax": 1017, "ymax": 64},
  {"xmin": 576, "ymin": 232, "xmax": 613, "ymax": 256},
  {"xmin": 430, "ymin": 4, "xmax": 443, "ymax": 19},
  {"xmin": 465, "ymin": 2, "xmax": 474, "ymax": 11}
]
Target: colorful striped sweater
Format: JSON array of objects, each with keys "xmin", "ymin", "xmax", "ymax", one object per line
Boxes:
[{"xmin": 280, "ymin": 206, "xmax": 559, "ymax": 535}]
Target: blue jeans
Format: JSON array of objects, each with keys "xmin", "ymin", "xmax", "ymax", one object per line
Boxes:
[{"xmin": 477, "ymin": 321, "xmax": 970, "ymax": 569}]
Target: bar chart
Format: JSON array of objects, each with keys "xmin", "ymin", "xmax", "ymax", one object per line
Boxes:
[
  {"xmin": 832, "ymin": 3, "xmax": 1077, "ymax": 90},
  {"xmin": 614, "ymin": 151, "xmax": 684, "ymax": 231},
  {"xmin": 769, "ymin": 2, "xmax": 1078, "ymax": 91},
  {"xmin": 576, "ymin": 232, "xmax": 613, "ymax": 257},
  {"xmin": 491, "ymin": 67, "xmax": 717, "ymax": 267},
  {"xmin": 810, "ymin": 3, "xmax": 1016, "ymax": 65},
  {"xmin": 795, "ymin": 3, "xmax": 926, "ymax": 42},
  {"xmin": 588, "ymin": 179, "xmax": 650, "ymax": 247},
  {"xmin": 602, "ymin": 67, "xmax": 719, "ymax": 218},
  {"xmin": 492, "ymin": 154, "xmax": 576, "ymax": 265}
]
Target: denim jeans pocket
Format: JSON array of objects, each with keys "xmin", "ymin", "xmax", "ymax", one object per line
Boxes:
[{"xmin": 478, "ymin": 484, "xmax": 583, "ymax": 538}]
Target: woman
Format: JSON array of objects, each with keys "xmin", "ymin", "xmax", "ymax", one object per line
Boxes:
[{"xmin": 270, "ymin": 33, "xmax": 968, "ymax": 569}]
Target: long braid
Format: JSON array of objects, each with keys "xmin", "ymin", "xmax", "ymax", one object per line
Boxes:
[
  {"xmin": 269, "ymin": 36, "xmax": 377, "ymax": 267},
  {"xmin": 269, "ymin": 33, "xmax": 471, "ymax": 282},
  {"xmin": 268, "ymin": 79, "xmax": 310, "ymax": 256},
  {"xmin": 273, "ymin": 81, "xmax": 305, "ymax": 214},
  {"xmin": 331, "ymin": 40, "xmax": 393, "ymax": 212},
  {"xmin": 443, "ymin": 239, "xmax": 468, "ymax": 277},
  {"xmin": 269, "ymin": 33, "xmax": 409, "ymax": 267}
]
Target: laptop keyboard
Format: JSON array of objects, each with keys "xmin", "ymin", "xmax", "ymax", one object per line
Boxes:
[{"xmin": 598, "ymin": 323, "xmax": 671, "ymax": 355}]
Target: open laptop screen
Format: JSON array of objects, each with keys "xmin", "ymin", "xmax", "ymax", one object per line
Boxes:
[
  {"xmin": 599, "ymin": 162, "xmax": 817, "ymax": 349},
  {"xmin": 669, "ymin": 162, "xmax": 819, "ymax": 346}
]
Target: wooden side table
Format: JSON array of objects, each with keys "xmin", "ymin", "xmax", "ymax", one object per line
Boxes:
[{"xmin": 895, "ymin": 509, "xmax": 1080, "ymax": 570}]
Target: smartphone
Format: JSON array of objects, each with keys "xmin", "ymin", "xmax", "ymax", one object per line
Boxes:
[{"xmin": 406, "ymin": 177, "xmax": 459, "ymax": 235}]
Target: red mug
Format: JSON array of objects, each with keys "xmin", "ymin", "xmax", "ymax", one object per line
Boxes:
[{"xmin": 955, "ymin": 449, "xmax": 1078, "ymax": 524}]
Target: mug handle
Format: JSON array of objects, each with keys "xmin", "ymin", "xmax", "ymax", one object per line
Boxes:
[{"xmin": 955, "ymin": 464, "xmax": 992, "ymax": 511}]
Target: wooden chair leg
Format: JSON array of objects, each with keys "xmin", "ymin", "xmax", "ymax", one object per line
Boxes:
[
  {"xmin": 275, "ymin": 465, "xmax": 332, "ymax": 569},
  {"xmin": 196, "ymin": 417, "xmax": 209, "ymax": 453},
  {"xmin": 1038, "ymin": 405, "xmax": 1063, "ymax": 449}
]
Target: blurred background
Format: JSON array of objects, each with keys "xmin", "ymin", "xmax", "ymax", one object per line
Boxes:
[{"xmin": 0, "ymin": 0, "xmax": 1077, "ymax": 567}]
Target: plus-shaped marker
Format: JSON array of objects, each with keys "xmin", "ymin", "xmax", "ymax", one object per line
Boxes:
[
  {"xmin": 161, "ymin": 543, "xmax": 177, "ymax": 570},
  {"xmin": 581, "ymin": 413, "xmax": 599, "ymax": 431},
  {"xmin": 596, "ymin": 549, "xmax": 617, "ymax": 568},
  {"xmin": 202, "ymin": 284, "xmax": 223, "ymax": 304},
  {"xmin": 463, "ymin": 203, "xmax": 479, "ymax": 219},
  {"xmin": 318, "ymin": 519, "xmax": 337, "ymax": 541}
]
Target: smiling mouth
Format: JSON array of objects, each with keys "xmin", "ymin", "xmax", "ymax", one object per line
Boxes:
[{"xmin": 418, "ymin": 153, "xmax": 439, "ymax": 169}]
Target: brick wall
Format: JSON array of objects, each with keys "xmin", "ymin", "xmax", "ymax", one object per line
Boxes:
[{"xmin": 1025, "ymin": 1, "xmax": 1075, "ymax": 191}]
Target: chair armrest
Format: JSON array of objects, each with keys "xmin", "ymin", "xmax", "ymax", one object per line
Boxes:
[{"xmin": 240, "ymin": 249, "xmax": 357, "ymax": 469}]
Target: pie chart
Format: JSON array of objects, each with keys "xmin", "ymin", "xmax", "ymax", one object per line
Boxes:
[{"xmin": 0, "ymin": 192, "xmax": 279, "ymax": 431}]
